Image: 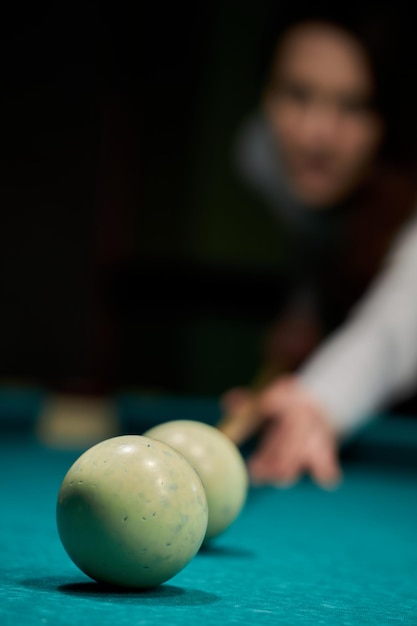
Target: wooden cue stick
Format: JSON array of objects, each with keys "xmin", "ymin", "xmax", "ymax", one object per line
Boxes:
[{"xmin": 217, "ymin": 361, "xmax": 285, "ymax": 444}]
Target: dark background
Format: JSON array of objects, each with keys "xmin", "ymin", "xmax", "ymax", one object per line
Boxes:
[
  {"xmin": 0, "ymin": 1, "xmax": 287, "ymax": 395},
  {"xmin": 2, "ymin": 1, "xmax": 417, "ymax": 403}
]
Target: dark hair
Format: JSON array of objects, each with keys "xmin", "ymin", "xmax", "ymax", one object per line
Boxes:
[{"xmin": 259, "ymin": 2, "xmax": 417, "ymax": 162}]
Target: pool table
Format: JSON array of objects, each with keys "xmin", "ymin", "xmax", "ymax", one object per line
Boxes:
[{"xmin": 1, "ymin": 389, "xmax": 417, "ymax": 625}]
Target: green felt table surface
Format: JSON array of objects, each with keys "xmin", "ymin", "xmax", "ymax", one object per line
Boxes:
[{"xmin": 1, "ymin": 391, "xmax": 417, "ymax": 626}]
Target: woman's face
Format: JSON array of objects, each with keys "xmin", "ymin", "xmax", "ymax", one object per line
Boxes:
[{"xmin": 264, "ymin": 22, "xmax": 384, "ymax": 208}]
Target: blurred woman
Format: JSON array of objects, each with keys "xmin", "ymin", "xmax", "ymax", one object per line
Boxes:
[{"xmin": 219, "ymin": 4, "xmax": 417, "ymax": 487}]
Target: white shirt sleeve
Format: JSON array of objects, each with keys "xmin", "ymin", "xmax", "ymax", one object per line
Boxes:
[{"xmin": 298, "ymin": 212, "xmax": 417, "ymax": 437}]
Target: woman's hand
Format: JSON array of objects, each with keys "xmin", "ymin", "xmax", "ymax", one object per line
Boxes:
[{"xmin": 219, "ymin": 377, "xmax": 342, "ymax": 488}]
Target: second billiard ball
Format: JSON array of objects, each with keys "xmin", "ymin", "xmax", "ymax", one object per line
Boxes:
[{"xmin": 144, "ymin": 420, "xmax": 248, "ymax": 540}]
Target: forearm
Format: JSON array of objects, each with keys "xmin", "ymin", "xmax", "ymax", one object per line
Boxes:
[
  {"xmin": 299, "ymin": 217, "xmax": 417, "ymax": 437},
  {"xmin": 299, "ymin": 324, "xmax": 394, "ymax": 437}
]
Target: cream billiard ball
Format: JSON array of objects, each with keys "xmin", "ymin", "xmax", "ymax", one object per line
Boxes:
[
  {"xmin": 56, "ymin": 435, "xmax": 208, "ymax": 588},
  {"xmin": 144, "ymin": 420, "xmax": 248, "ymax": 540}
]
